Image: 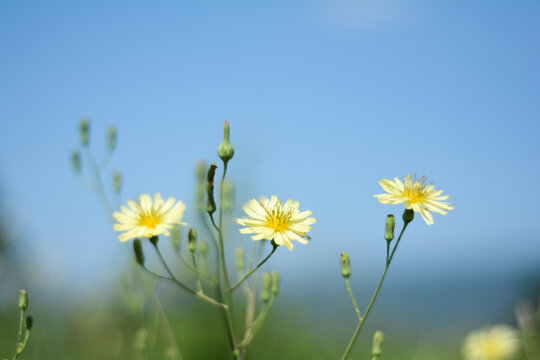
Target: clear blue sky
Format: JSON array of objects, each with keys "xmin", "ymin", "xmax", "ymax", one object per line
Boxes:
[{"xmin": 1, "ymin": 0, "xmax": 539, "ymax": 300}]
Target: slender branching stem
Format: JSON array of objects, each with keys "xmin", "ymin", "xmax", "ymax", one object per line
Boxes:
[
  {"xmin": 230, "ymin": 245, "xmax": 277, "ymax": 292},
  {"xmin": 345, "ymin": 277, "xmax": 362, "ymax": 321},
  {"xmin": 12, "ymin": 309, "xmax": 25, "ymax": 360},
  {"xmin": 247, "ymin": 241, "xmax": 258, "ymax": 272},
  {"xmin": 340, "ymin": 222, "xmax": 410, "ymax": 360}
]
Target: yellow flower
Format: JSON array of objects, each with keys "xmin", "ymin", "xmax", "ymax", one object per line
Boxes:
[
  {"xmin": 373, "ymin": 174, "xmax": 453, "ymax": 225},
  {"xmin": 236, "ymin": 196, "xmax": 316, "ymax": 251},
  {"xmin": 113, "ymin": 193, "xmax": 186, "ymax": 242},
  {"xmin": 462, "ymin": 325, "xmax": 520, "ymax": 360}
]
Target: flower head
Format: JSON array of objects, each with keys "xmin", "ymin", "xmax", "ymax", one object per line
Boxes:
[
  {"xmin": 113, "ymin": 193, "xmax": 186, "ymax": 242},
  {"xmin": 373, "ymin": 174, "xmax": 453, "ymax": 225},
  {"xmin": 236, "ymin": 196, "xmax": 316, "ymax": 251},
  {"xmin": 462, "ymin": 325, "xmax": 520, "ymax": 360}
]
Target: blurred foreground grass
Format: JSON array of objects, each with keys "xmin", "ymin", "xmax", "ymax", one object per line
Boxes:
[{"xmin": 0, "ymin": 296, "xmax": 461, "ymax": 360}]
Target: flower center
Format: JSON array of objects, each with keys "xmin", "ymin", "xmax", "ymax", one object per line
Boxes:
[
  {"xmin": 403, "ymin": 175, "xmax": 429, "ymax": 203},
  {"xmin": 139, "ymin": 211, "xmax": 160, "ymax": 229},
  {"xmin": 482, "ymin": 339, "xmax": 502, "ymax": 359},
  {"xmin": 265, "ymin": 204, "xmax": 292, "ymax": 232}
]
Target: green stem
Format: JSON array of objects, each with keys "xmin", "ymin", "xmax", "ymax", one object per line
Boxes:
[
  {"xmin": 247, "ymin": 241, "xmax": 258, "ymax": 272},
  {"xmin": 340, "ymin": 222, "xmax": 410, "ymax": 360},
  {"xmin": 210, "ymin": 162, "xmax": 239, "ymax": 359},
  {"xmin": 150, "ymin": 244, "xmax": 227, "ymax": 309},
  {"xmin": 345, "ymin": 277, "xmax": 362, "ymax": 320},
  {"xmin": 12, "ymin": 309, "xmax": 24, "ymax": 360},
  {"xmin": 230, "ymin": 245, "xmax": 277, "ymax": 292}
]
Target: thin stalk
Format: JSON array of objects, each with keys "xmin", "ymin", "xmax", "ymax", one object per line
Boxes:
[
  {"xmin": 230, "ymin": 245, "xmax": 277, "ymax": 292},
  {"xmin": 12, "ymin": 309, "xmax": 24, "ymax": 360},
  {"xmin": 345, "ymin": 277, "xmax": 362, "ymax": 320},
  {"xmin": 340, "ymin": 222, "xmax": 409, "ymax": 360}
]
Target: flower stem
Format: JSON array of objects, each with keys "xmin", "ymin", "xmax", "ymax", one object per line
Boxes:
[
  {"xmin": 340, "ymin": 222, "xmax": 409, "ymax": 360},
  {"xmin": 230, "ymin": 245, "xmax": 278, "ymax": 292},
  {"xmin": 345, "ymin": 277, "xmax": 362, "ymax": 321}
]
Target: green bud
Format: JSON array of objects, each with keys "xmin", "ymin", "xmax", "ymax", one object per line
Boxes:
[
  {"xmin": 79, "ymin": 118, "xmax": 90, "ymax": 146},
  {"xmin": 218, "ymin": 120, "xmax": 234, "ymax": 163},
  {"xmin": 196, "ymin": 161, "xmax": 206, "ymax": 213},
  {"xmin": 25, "ymin": 315, "xmax": 33, "ymax": 330},
  {"xmin": 372, "ymin": 330, "xmax": 384, "ymax": 357},
  {"xmin": 402, "ymin": 209, "xmax": 414, "ymax": 224},
  {"xmin": 171, "ymin": 226, "xmax": 181, "ymax": 251},
  {"xmin": 188, "ymin": 228, "xmax": 197, "ymax": 253},
  {"xmin": 149, "ymin": 235, "xmax": 159, "ymax": 246},
  {"xmin": 199, "ymin": 241, "xmax": 209, "ymax": 257},
  {"xmin": 107, "ymin": 125, "xmax": 117, "ymax": 151},
  {"xmin": 133, "ymin": 239, "xmax": 144, "ymax": 265},
  {"xmin": 71, "ymin": 151, "xmax": 81, "ymax": 173},
  {"xmin": 235, "ymin": 247, "xmax": 245, "ymax": 272},
  {"xmin": 261, "ymin": 272, "xmax": 272, "ymax": 303},
  {"xmin": 113, "ymin": 171, "xmax": 122, "ymax": 193},
  {"xmin": 340, "ymin": 252, "xmax": 351, "ymax": 278},
  {"xmin": 206, "ymin": 164, "xmax": 217, "ymax": 215},
  {"xmin": 18, "ymin": 289, "xmax": 28, "ymax": 310},
  {"xmin": 384, "ymin": 214, "xmax": 395, "ymax": 242},
  {"xmin": 271, "ymin": 272, "xmax": 280, "ymax": 296},
  {"xmin": 222, "ymin": 180, "xmax": 235, "ymax": 213}
]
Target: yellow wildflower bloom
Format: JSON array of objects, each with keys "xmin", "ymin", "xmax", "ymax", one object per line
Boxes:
[
  {"xmin": 462, "ymin": 325, "xmax": 520, "ymax": 360},
  {"xmin": 113, "ymin": 193, "xmax": 186, "ymax": 242},
  {"xmin": 373, "ymin": 174, "xmax": 453, "ymax": 225},
  {"xmin": 236, "ymin": 196, "xmax": 316, "ymax": 251}
]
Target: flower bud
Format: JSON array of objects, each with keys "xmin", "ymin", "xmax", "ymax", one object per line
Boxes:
[
  {"xmin": 199, "ymin": 241, "xmax": 209, "ymax": 258},
  {"xmin": 188, "ymin": 228, "xmax": 197, "ymax": 253},
  {"xmin": 341, "ymin": 252, "xmax": 351, "ymax": 278},
  {"xmin": 171, "ymin": 226, "xmax": 181, "ymax": 251},
  {"xmin": 372, "ymin": 330, "xmax": 384, "ymax": 357},
  {"xmin": 149, "ymin": 235, "xmax": 159, "ymax": 246},
  {"xmin": 134, "ymin": 328, "xmax": 149, "ymax": 353},
  {"xmin": 271, "ymin": 272, "xmax": 279, "ymax": 296},
  {"xmin": 18, "ymin": 289, "xmax": 28, "ymax": 310},
  {"xmin": 261, "ymin": 272, "xmax": 272, "ymax": 303},
  {"xmin": 235, "ymin": 247, "xmax": 245, "ymax": 272},
  {"xmin": 133, "ymin": 239, "xmax": 145, "ymax": 265},
  {"xmin": 402, "ymin": 209, "xmax": 414, "ymax": 224},
  {"xmin": 107, "ymin": 125, "xmax": 117, "ymax": 151},
  {"xmin": 384, "ymin": 214, "xmax": 395, "ymax": 242},
  {"xmin": 218, "ymin": 120, "xmax": 234, "ymax": 163},
  {"xmin": 206, "ymin": 164, "xmax": 218, "ymax": 215},
  {"xmin": 113, "ymin": 171, "xmax": 122, "ymax": 193},
  {"xmin": 222, "ymin": 180, "xmax": 235, "ymax": 213},
  {"xmin": 25, "ymin": 315, "xmax": 33, "ymax": 330},
  {"xmin": 79, "ymin": 118, "xmax": 90, "ymax": 146},
  {"xmin": 71, "ymin": 151, "xmax": 81, "ymax": 173}
]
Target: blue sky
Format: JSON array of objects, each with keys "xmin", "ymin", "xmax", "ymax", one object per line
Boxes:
[{"xmin": 0, "ymin": 1, "xmax": 539, "ymax": 299}]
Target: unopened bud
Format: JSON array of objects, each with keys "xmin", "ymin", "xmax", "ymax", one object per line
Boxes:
[
  {"xmin": 149, "ymin": 235, "xmax": 159, "ymax": 246},
  {"xmin": 79, "ymin": 118, "xmax": 90, "ymax": 146},
  {"xmin": 372, "ymin": 330, "xmax": 384, "ymax": 357},
  {"xmin": 113, "ymin": 171, "xmax": 122, "ymax": 193},
  {"xmin": 188, "ymin": 228, "xmax": 197, "ymax": 253},
  {"xmin": 384, "ymin": 215, "xmax": 395, "ymax": 242},
  {"xmin": 402, "ymin": 209, "xmax": 414, "ymax": 224},
  {"xmin": 134, "ymin": 328, "xmax": 149, "ymax": 353},
  {"xmin": 107, "ymin": 125, "xmax": 117, "ymax": 151},
  {"xmin": 261, "ymin": 272, "xmax": 272, "ymax": 302},
  {"xmin": 235, "ymin": 247, "xmax": 245, "ymax": 272},
  {"xmin": 223, "ymin": 180, "xmax": 235, "ymax": 213},
  {"xmin": 271, "ymin": 272, "xmax": 279, "ymax": 296},
  {"xmin": 341, "ymin": 252, "xmax": 351, "ymax": 278},
  {"xmin": 199, "ymin": 241, "xmax": 209, "ymax": 257},
  {"xmin": 18, "ymin": 289, "xmax": 28, "ymax": 310},
  {"xmin": 133, "ymin": 239, "xmax": 145, "ymax": 265},
  {"xmin": 206, "ymin": 164, "xmax": 217, "ymax": 214},
  {"xmin": 25, "ymin": 316, "xmax": 33, "ymax": 330},
  {"xmin": 171, "ymin": 226, "xmax": 181, "ymax": 251},
  {"xmin": 71, "ymin": 151, "xmax": 81, "ymax": 173},
  {"xmin": 218, "ymin": 120, "xmax": 234, "ymax": 163}
]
